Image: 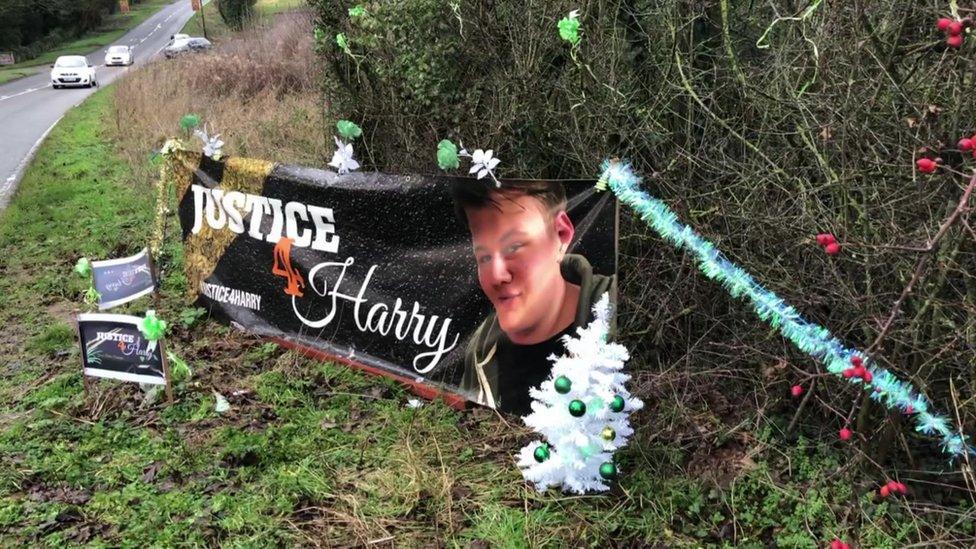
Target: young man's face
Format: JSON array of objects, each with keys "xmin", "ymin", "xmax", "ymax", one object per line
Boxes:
[{"xmin": 466, "ymin": 193, "xmax": 574, "ymax": 345}]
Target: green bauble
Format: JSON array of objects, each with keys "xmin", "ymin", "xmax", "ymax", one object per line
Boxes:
[
  {"xmin": 610, "ymin": 395, "xmax": 626, "ymax": 413},
  {"xmin": 554, "ymin": 375, "xmax": 572, "ymax": 394},
  {"xmin": 601, "ymin": 426, "xmax": 616, "ymax": 441},
  {"xmin": 533, "ymin": 444, "xmax": 550, "ymax": 463},
  {"xmin": 568, "ymin": 399, "xmax": 586, "ymax": 417},
  {"xmin": 599, "ymin": 462, "xmax": 617, "ymax": 480}
]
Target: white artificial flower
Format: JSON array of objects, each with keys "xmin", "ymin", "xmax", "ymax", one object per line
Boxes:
[
  {"xmin": 329, "ymin": 136, "xmax": 360, "ymax": 175},
  {"xmin": 469, "ymin": 148, "xmax": 501, "ymax": 184},
  {"xmin": 159, "ymin": 138, "xmax": 184, "ymax": 156},
  {"xmin": 406, "ymin": 399, "xmax": 424, "ymax": 409},
  {"xmin": 568, "ymin": 9, "xmax": 580, "ymax": 19},
  {"xmin": 193, "ymin": 128, "xmax": 224, "ymax": 160}
]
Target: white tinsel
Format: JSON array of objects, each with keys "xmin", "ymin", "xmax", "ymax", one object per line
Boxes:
[{"xmin": 517, "ymin": 293, "xmax": 643, "ymax": 494}]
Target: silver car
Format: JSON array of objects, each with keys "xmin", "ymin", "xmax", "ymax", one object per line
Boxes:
[{"xmin": 163, "ymin": 37, "xmax": 213, "ymax": 59}]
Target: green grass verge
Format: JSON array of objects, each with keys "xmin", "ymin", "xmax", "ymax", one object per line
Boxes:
[
  {"xmin": 180, "ymin": 0, "xmax": 306, "ymax": 39},
  {"xmin": 0, "ymin": 85, "xmax": 968, "ymax": 546},
  {"xmin": 0, "ymin": 0, "xmax": 171, "ymax": 86}
]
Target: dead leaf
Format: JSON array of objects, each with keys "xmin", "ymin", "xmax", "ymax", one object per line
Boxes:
[{"xmin": 140, "ymin": 460, "xmax": 165, "ymax": 483}]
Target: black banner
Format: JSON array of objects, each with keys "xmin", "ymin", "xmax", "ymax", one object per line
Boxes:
[
  {"xmin": 77, "ymin": 313, "xmax": 166, "ymax": 385},
  {"xmin": 92, "ymin": 247, "xmax": 156, "ymax": 310},
  {"xmin": 171, "ymin": 152, "xmax": 617, "ymax": 409}
]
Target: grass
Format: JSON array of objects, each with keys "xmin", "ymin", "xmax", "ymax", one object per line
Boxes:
[
  {"xmin": 0, "ymin": 23, "xmax": 972, "ymax": 549},
  {"xmin": 0, "ymin": 0, "xmax": 171, "ymax": 86},
  {"xmin": 180, "ymin": 0, "xmax": 307, "ymax": 40}
]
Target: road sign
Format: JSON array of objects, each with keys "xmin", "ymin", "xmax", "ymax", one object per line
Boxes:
[{"xmin": 0, "ymin": 53, "xmax": 14, "ymax": 66}]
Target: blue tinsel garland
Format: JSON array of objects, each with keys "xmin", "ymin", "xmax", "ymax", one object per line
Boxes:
[{"xmin": 598, "ymin": 160, "xmax": 974, "ymax": 460}]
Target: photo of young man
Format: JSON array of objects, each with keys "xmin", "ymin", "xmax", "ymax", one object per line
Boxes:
[{"xmin": 452, "ymin": 179, "xmax": 617, "ymax": 415}]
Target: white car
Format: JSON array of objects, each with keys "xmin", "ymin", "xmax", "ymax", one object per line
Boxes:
[
  {"xmin": 51, "ymin": 55, "xmax": 98, "ymax": 89},
  {"xmin": 105, "ymin": 45, "xmax": 133, "ymax": 66}
]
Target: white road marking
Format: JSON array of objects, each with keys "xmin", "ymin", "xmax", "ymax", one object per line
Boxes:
[
  {"xmin": 0, "ymin": 85, "xmax": 51, "ymax": 102},
  {"xmin": 0, "ymin": 114, "xmax": 65, "ymax": 209}
]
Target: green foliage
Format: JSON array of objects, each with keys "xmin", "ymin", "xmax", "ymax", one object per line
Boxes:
[
  {"xmin": 310, "ymin": 0, "xmax": 976, "ymax": 469},
  {"xmin": 27, "ymin": 323, "xmax": 75, "ymax": 356},
  {"xmin": 177, "ymin": 306, "xmax": 207, "ymax": 329},
  {"xmin": 216, "ymin": 0, "xmax": 258, "ymax": 31}
]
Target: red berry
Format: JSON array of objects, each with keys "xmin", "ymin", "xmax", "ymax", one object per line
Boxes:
[
  {"xmin": 825, "ymin": 242, "xmax": 841, "ymax": 256},
  {"xmin": 947, "ymin": 34, "xmax": 964, "ymax": 48},
  {"xmin": 949, "ymin": 21, "xmax": 964, "ymax": 35},
  {"xmin": 791, "ymin": 385, "xmax": 804, "ymax": 397},
  {"xmin": 938, "ymin": 17, "xmax": 953, "ymax": 31},
  {"xmin": 830, "ymin": 541, "xmax": 844, "ymax": 549},
  {"xmin": 853, "ymin": 366, "xmax": 866, "ymax": 378},
  {"xmin": 959, "ymin": 138, "xmax": 974, "ymax": 151},
  {"xmin": 862, "ymin": 371, "xmax": 873, "ymax": 384},
  {"xmin": 851, "ymin": 356, "xmax": 863, "ymax": 368},
  {"xmin": 886, "ymin": 480, "xmax": 899, "ymax": 491},
  {"xmin": 895, "ymin": 482, "xmax": 907, "ymax": 494},
  {"xmin": 906, "ymin": 405, "xmax": 914, "ymax": 414},
  {"xmin": 880, "ymin": 485, "xmax": 891, "ymax": 497},
  {"xmin": 816, "ymin": 233, "xmax": 835, "ymax": 246},
  {"xmin": 916, "ymin": 158, "xmax": 937, "ymax": 173},
  {"xmin": 839, "ymin": 427, "xmax": 853, "ymax": 441},
  {"xmin": 843, "ymin": 368, "xmax": 855, "ymax": 379},
  {"xmin": 842, "ymin": 544, "xmax": 851, "ymax": 549}
]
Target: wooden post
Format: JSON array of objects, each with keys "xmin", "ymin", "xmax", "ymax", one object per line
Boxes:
[{"xmin": 159, "ymin": 339, "xmax": 174, "ymax": 404}]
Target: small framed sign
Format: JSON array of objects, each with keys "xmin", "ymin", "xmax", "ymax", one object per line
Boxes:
[
  {"xmin": 77, "ymin": 313, "xmax": 172, "ymax": 400},
  {"xmin": 92, "ymin": 248, "xmax": 157, "ymax": 310}
]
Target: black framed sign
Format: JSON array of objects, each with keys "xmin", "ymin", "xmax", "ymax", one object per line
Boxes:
[
  {"xmin": 169, "ymin": 151, "xmax": 619, "ymax": 413},
  {"xmin": 92, "ymin": 248, "xmax": 157, "ymax": 310},
  {"xmin": 77, "ymin": 313, "xmax": 166, "ymax": 385}
]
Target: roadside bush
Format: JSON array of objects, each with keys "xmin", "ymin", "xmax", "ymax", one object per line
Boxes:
[
  {"xmin": 112, "ymin": 11, "xmax": 324, "ymax": 175},
  {"xmin": 217, "ymin": 0, "xmax": 259, "ymax": 30},
  {"xmin": 310, "ymin": 0, "xmax": 976, "ymax": 475}
]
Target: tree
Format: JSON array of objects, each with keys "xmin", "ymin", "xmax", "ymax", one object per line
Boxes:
[{"xmin": 217, "ymin": 0, "xmax": 257, "ymax": 30}]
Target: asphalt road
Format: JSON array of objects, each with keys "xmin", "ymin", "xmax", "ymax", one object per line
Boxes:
[{"xmin": 0, "ymin": 1, "xmax": 197, "ymax": 210}]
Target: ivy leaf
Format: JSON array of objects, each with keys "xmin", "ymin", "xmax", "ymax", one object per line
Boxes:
[
  {"xmin": 336, "ymin": 120, "xmax": 362, "ymax": 140},
  {"xmin": 348, "ymin": 5, "xmax": 366, "ymax": 17},
  {"xmin": 437, "ymin": 139, "xmax": 459, "ymax": 170},
  {"xmin": 558, "ymin": 10, "xmax": 581, "ymax": 45}
]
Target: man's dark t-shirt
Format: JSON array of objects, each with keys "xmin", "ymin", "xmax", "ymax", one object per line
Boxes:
[
  {"xmin": 494, "ymin": 323, "xmax": 576, "ymax": 415},
  {"xmin": 460, "ymin": 254, "xmax": 616, "ymax": 412}
]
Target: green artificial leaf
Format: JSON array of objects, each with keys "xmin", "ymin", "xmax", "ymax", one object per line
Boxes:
[
  {"xmin": 558, "ymin": 10, "xmax": 581, "ymax": 44},
  {"xmin": 348, "ymin": 5, "xmax": 366, "ymax": 17},
  {"xmin": 336, "ymin": 120, "xmax": 362, "ymax": 140},
  {"xmin": 179, "ymin": 113, "xmax": 201, "ymax": 132},
  {"xmin": 336, "ymin": 33, "xmax": 349, "ymax": 51},
  {"xmin": 74, "ymin": 257, "xmax": 92, "ymax": 277},
  {"xmin": 436, "ymin": 139, "xmax": 459, "ymax": 170},
  {"xmin": 167, "ymin": 351, "xmax": 193, "ymax": 382},
  {"xmin": 139, "ymin": 311, "xmax": 168, "ymax": 341}
]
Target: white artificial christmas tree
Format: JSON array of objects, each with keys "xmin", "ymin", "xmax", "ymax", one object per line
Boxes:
[{"xmin": 517, "ymin": 293, "xmax": 644, "ymax": 494}]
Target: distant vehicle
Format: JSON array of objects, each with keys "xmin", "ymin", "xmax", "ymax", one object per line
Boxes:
[
  {"xmin": 170, "ymin": 33, "xmax": 190, "ymax": 41},
  {"xmin": 163, "ymin": 37, "xmax": 212, "ymax": 59},
  {"xmin": 104, "ymin": 45, "xmax": 134, "ymax": 66},
  {"xmin": 50, "ymin": 55, "xmax": 97, "ymax": 89}
]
